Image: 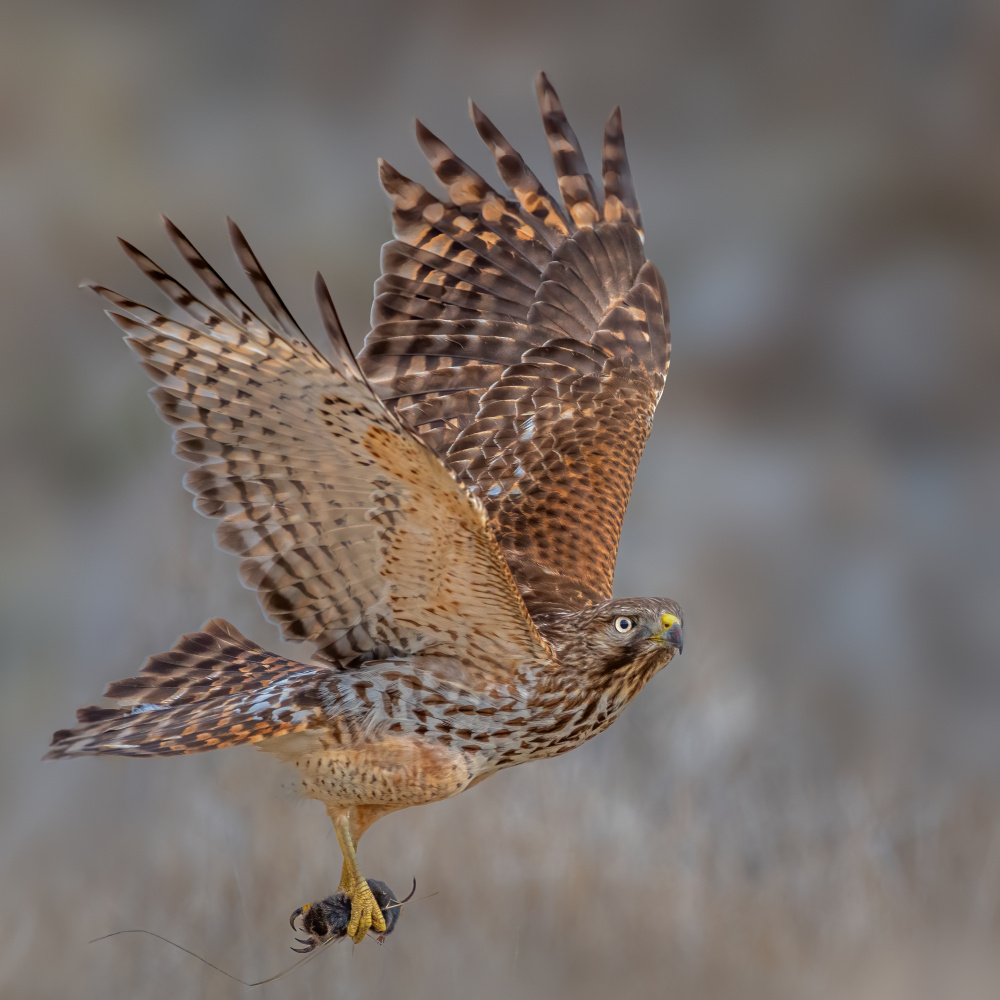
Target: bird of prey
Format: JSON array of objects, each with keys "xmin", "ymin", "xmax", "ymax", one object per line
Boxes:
[{"xmin": 48, "ymin": 73, "xmax": 684, "ymax": 945}]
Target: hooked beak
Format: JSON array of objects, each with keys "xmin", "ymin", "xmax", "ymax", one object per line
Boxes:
[{"xmin": 652, "ymin": 612, "xmax": 683, "ymax": 654}]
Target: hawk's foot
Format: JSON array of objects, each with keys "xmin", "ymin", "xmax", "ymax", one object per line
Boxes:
[
  {"xmin": 345, "ymin": 876, "xmax": 387, "ymax": 942},
  {"xmin": 289, "ymin": 878, "xmax": 401, "ymax": 950}
]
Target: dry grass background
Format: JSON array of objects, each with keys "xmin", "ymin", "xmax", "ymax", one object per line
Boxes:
[{"xmin": 2, "ymin": 1, "xmax": 1000, "ymax": 997}]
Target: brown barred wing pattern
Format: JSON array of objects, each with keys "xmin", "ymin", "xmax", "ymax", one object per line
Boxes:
[
  {"xmin": 86, "ymin": 222, "xmax": 551, "ymax": 678},
  {"xmin": 360, "ymin": 72, "xmax": 670, "ymax": 615}
]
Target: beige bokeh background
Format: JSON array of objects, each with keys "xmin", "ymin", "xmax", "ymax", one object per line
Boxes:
[{"xmin": 2, "ymin": 1, "xmax": 999, "ymax": 997}]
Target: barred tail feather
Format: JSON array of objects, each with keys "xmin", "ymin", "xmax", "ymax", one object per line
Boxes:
[{"xmin": 46, "ymin": 619, "xmax": 329, "ymax": 759}]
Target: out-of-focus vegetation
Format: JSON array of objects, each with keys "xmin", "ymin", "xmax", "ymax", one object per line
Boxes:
[{"xmin": 2, "ymin": 1, "xmax": 999, "ymax": 997}]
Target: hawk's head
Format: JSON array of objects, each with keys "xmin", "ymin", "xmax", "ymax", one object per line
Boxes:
[{"xmin": 539, "ymin": 597, "xmax": 684, "ymax": 701}]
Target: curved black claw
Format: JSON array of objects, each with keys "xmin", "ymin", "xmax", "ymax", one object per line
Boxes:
[{"xmin": 289, "ymin": 879, "xmax": 404, "ymax": 950}]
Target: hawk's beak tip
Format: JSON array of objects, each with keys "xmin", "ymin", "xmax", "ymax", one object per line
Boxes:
[{"xmin": 669, "ymin": 624, "xmax": 684, "ymax": 654}]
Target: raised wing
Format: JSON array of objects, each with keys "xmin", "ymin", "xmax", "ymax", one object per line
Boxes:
[
  {"xmin": 91, "ymin": 219, "xmax": 551, "ymax": 679},
  {"xmin": 360, "ymin": 73, "xmax": 670, "ymax": 615}
]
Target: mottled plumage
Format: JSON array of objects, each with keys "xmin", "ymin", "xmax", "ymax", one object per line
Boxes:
[{"xmin": 48, "ymin": 74, "xmax": 683, "ymax": 943}]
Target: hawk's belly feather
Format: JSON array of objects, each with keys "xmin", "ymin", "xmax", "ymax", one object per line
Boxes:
[{"xmin": 258, "ymin": 730, "xmax": 477, "ymax": 807}]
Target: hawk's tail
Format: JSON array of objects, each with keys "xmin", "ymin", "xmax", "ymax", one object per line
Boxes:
[{"xmin": 46, "ymin": 619, "xmax": 329, "ymax": 758}]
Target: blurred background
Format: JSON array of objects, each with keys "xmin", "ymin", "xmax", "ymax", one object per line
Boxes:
[{"xmin": 2, "ymin": 0, "xmax": 999, "ymax": 997}]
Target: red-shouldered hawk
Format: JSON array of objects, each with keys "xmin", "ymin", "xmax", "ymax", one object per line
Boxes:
[{"xmin": 48, "ymin": 73, "xmax": 683, "ymax": 945}]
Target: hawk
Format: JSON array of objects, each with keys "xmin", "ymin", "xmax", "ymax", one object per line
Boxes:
[{"xmin": 48, "ymin": 73, "xmax": 684, "ymax": 945}]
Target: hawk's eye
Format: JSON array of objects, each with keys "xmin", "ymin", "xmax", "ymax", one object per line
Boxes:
[{"xmin": 613, "ymin": 616, "xmax": 635, "ymax": 634}]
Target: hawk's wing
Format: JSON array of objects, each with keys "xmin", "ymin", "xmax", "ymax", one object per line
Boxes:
[
  {"xmin": 92, "ymin": 220, "xmax": 551, "ymax": 680},
  {"xmin": 360, "ymin": 73, "xmax": 670, "ymax": 615}
]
